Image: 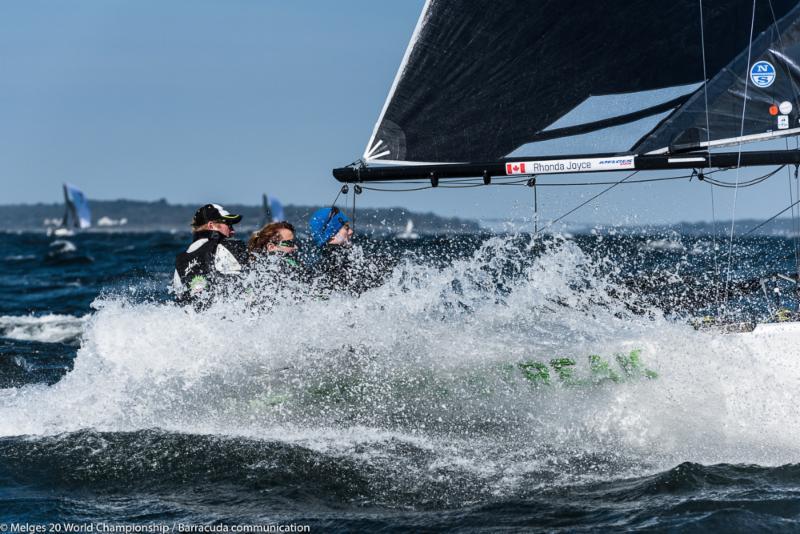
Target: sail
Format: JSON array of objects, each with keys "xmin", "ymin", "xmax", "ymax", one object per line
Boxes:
[
  {"xmin": 261, "ymin": 194, "xmax": 285, "ymax": 225},
  {"xmin": 62, "ymin": 183, "xmax": 91, "ymax": 229},
  {"xmin": 269, "ymin": 198, "xmax": 285, "ymax": 222},
  {"xmin": 261, "ymin": 194, "xmax": 272, "ymax": 226},
  {"xmin": 637, "ymin": 4, "xmax": 800, "ymax": 154},
  {"xmin": 363, "ymin": 0, "xmax": 800, "ymax": 166}
]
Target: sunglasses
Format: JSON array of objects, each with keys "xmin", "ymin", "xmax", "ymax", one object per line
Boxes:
[{"xmin": 275, "ymin": 239, "xmax": 297, "ymax": 248}]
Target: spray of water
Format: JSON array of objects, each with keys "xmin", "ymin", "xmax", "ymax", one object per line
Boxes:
[{"xmin": 2, "ymin": 235, "xmax": 799, "ymax": 494}]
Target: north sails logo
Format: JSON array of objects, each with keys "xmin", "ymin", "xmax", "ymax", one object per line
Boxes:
[{"xmin": 750, "ymin": 60, "xmax": 776, "ymax": 88}]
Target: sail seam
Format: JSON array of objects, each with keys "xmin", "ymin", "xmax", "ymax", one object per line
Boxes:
[{"xmin": 526, "ymin": 95, "xmax": 691, "ymax": 144}]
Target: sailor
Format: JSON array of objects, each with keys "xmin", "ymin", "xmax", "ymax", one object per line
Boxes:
[
  {"xmin": 307, "ymin": 207, "xmax": 390, "ymax": 296},
  {"xmin": 247, "ymin": 221, "xmax": 307, "ymax": 285},
  {"xmin": 173, "ymin": 203, "xmax": 248, "ymax": 306},
  {"xmin": 307, "ymin": 207, "xmax": 355, "ymax": 293}
]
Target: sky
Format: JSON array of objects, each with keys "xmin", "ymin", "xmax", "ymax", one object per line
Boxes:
[{"xmin": 1, "ymin": 0, "xmax": 799, "ymax": 226}]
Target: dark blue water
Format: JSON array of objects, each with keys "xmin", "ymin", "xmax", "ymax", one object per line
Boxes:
[{"xmin": 2, "ymin": 231, "xmax": 800, "ymax": 531}]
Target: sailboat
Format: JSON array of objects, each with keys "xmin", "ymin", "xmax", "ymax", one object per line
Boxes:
[
  {"xmin": 261, "ymin": 194, "xmax": 285, "ymax": 226},
  {"xmin": 335, "ymin": 0, "xmax": 800, "ymax": 182},
  {"xmin": 331, "ymin": 0, "xmax": 800, "ymax": 335},
  {"xmin": 396, "ymin": 219, "xmax": 419, "ymax": 240},
  {"xmin": 48, "ymin": 183, "xmax": 91, "ymax": 237}
]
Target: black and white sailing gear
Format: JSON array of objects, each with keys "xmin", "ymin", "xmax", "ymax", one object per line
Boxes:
[{"xmin": 173, "ymin": 230, "xmax": 248, "ymax": 305}]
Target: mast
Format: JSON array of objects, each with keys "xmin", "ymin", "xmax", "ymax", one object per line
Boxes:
[
  {"xmin": 60, "ymin": 183, "xmax": 71, "ymax": 227},
  {"xmin": 261, "ymin": 194, "xmax": 272, "ymax": 226}
]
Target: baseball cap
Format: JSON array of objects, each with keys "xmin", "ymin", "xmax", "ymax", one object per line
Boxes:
[{"xmin": 192, "ymin": 204, "xmax": 242, "ymax": 226}]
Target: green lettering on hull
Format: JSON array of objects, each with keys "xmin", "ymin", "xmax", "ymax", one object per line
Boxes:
[{"xmin": 517, "ymin": 349, "xmax": 657, "ymax": 387}]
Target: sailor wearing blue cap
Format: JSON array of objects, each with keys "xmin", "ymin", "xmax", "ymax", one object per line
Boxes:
[
  {"xmin": 308, "ymin": 206, "xmax": 352, "ymax": 247},
  {"xmin": 307, "ymin": 207, "xmax": 359, "ymax": 294}
]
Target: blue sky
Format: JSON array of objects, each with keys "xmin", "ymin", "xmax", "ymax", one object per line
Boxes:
[{"xmin": 1, "ymin": 0, "xmax": 798, "ymax": 226}]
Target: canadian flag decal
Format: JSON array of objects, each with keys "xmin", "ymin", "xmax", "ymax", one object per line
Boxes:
[{"xmin": 506, "ymin": 162, "xmax": 526, "ymax": 174}]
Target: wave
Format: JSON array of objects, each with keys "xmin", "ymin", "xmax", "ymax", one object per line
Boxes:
[
  {"xmin": 1, "ymin": 235, "xmax": 799, "ymax": 490},
  {"xmin": 2, "ymin": 429, "xmax": 800, "ymax": 527},
  {"xmin": 0, "ymin": 314, "xmax": 86, "ymax": 345}
]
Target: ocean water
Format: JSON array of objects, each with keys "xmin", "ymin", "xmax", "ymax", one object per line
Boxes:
[{"xmin": 2, "ymin": 230, "xmax": 800, "ymax": 532}]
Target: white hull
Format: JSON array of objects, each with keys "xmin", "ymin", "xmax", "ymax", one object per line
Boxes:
[
  {"xmin": 735, "ymin": 321, "xmax": 800, "ymax": 351},
  {"xmin": 47, "ymin": 227, "xmax": 75, "ymax": 237}
]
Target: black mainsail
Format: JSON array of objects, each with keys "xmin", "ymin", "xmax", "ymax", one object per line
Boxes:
[{"xmin": 334, "ymin": 0, "xmax": 800, "ymax": 183}]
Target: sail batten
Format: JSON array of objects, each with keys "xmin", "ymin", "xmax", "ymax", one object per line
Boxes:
[{"xmin": 525, "ymin": 95, "xmax": 693, "ymax": 145}]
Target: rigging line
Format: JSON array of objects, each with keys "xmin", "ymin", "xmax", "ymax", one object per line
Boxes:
[
  {"xmin": 366, "ymin": 172, "xmax": 708, "ymax": 192},
  {"xmin": 742, "ymin": 198, "xmax": 800, "ymax": 237},
  {"xmin": 795, "ymin": 137, "xmax": 800, "ymax": 283},
  {"xmin": 704, "ymin": 175, "xmax": 775, "ymax": 188},
  {"xmin": 530, "ymin": 175, "xmax": 694, "ymax": 186},
  {"xmin": 786, "ymin": 138, "xmax": 800, "ymax": 278},
  {"xmin": 703, "ymin": 166, "xmax": 784, "ymax": 187},
  {"xmin": 699, "ymin": 0, "xmax": 721, "ymax": 307},
  {"xmin": 533, "ymin": 181, "xmax": 539, "ymax": 234},
  {"xmin": 705, "ymin": 175, "xmax": 774, "ymax": 187},
  {"xmin": 709, "ymin": 176, "xmax": 721, "ymax": 307},
  {"xmin": 534, "ymin": 171, "xmax": 639, "ymax": 235},
  {"xmin": 705, "ymin": 178, "xmax": 771, "ymax": 188},
  {"xmin": 361, "ymin": 185, "xmax": 433, "ymax": 192},
  {"xmin": 329, "ymin": 186, "xmax": 345, "ymax": 208},
  {"xmin": 497, "ymin": 171, "xmax": 714, "ymax": 188},
  {"xmin": 355, "ymin": 168, "xmax": 727, "ymax": 191},
  {"xmin": 699, "ymin": 0, "xmax": 713, "ymax": 167},
  {"xmin": 725, "ymin": 0, "xmax": 759, "ymax": 303},
  {"xmin": 368, "ymin": 175, "xmax": 684, "ymax": 191},
  {"xmin": 501, "ymin": 170, "xmax": 720, "ymax": 187},
  {"xmin": 351, "ymin": 185, "xmax": 357, "ymax": 233}
]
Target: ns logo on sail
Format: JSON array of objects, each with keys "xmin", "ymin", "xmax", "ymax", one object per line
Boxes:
[{"xmin": 750, "ymin": 61, "xmax": 776, "ymax": 88}]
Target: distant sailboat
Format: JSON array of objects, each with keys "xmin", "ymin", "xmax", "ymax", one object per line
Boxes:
[
  {"xmin": 261, "ymin": 194, "xmax": 285, "ymax": 226},
  {"xmin": 48, "ymin": 183, "xmax": 91, "ymax": 236},
  {"xmin": 396, "ymin": 219, "xmax": 419, "ymax": 240}
]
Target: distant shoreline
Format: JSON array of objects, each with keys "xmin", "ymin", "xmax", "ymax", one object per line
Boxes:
[
  {"xmin": 0, "ymin": 199, "xmax": 481, "ymax": 235},
  {"xmin": 3, "ymin": 199, "xmax": 798, "ymax": 236}
]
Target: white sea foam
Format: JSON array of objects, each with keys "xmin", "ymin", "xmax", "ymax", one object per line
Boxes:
[
  {"xmin": 0, "ymin": 314, "xmax": 87, "ymax": 344},
  {"xmin": 1, "ymin": 236, "xmax": 800, "ymax": 488}
]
